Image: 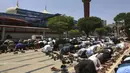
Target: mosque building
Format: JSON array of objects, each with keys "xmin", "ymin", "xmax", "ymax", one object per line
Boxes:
[{"xmin": 0, "ymin": 0, "xmax": 61, "ymax": 40}]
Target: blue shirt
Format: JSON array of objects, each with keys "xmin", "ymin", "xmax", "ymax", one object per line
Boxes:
[
  {"xmin": 117, "ymin": 63, "xmax": 130, "ymax": 73},
  {"xmin": 15, "ymin": 43, "xmax": 24, "ymax": 49},
  {"xmin": 86, "ymin": 49, "xmax": 93, "ymax": 56}
]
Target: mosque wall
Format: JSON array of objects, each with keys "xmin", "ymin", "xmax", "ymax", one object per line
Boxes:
[
  {"xmin": 5, "ymin": 32, "xmax": 36, "ymax": 40},
  {"xmin": 5, "ymin": 32, "xmax": 60, "ymax": 40}
]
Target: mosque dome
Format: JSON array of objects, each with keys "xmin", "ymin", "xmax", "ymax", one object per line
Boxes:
[
  {"xmin": 41, "ymin": 6, "xmax": 50, "ymax": 14},
  {"xmin": 6, "ymin": 6, "xmax": 18, "ymax": 14},
  {"xmin": 41, "ymin": 9, "xmax": 50, "ymax": 14}
]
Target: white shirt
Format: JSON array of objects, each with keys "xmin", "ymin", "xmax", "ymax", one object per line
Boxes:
[
  {"xmin": 80, "ymin": 41, "xmax": 90, "ymax": 47},
  {"xmin": 89, "ymin": 54, "xmax": 102, "ymax": 70},
  {"xmin": 73, "ymin": 48, "xmax": 88, "ymax": 57},
  {"xmin": 88, "ymin": 45, "xmax": 97, "ymax": 51},
  {"xmin": 75, "ymin": 45, "xmax": 96, "ymax": 57},
  {"xmin": 38, "ymin": 41, "xmax": 43, "ymax": 43},
  {"xmin": 124, "ymin": 57, "xmax": 130, "ymax": 61},
  {"xmin": 79, "ymin": 45, "xmax": 97, "ymax": 56},
  {"xmin": 48, "ymin": 41, "xmax": 53, "ymax": 47},
  {"xmin": 116, "ymin": 42, "xmax": 125, "ymax": 49},
  {"xmin": 43, "ymin": 40, "xmax": 47, "ymax": 44},
  {"xmin": 77, "ymin": 48, "xmax": 86, "ymax": 56},
  {"xmin": 42, "ymin": 45, "xmax": 53, "ymax": 52},
  {"xmin": 48, "ymin": 38, "xmax": 52, "ymax": 41}
]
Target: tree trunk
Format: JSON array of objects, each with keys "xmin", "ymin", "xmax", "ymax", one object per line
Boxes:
[
  {"xmin": 86, "ymin": 33, "xmax": 89, "ymax": 37},
  {"xmin": 59, "ymin": 34, "xmax": 62, "ymax": 39}
]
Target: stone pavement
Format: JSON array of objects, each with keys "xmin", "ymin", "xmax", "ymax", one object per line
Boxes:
[{"xmin": 0, "ymin": 50, "xmax": 63, "ymax": 73}]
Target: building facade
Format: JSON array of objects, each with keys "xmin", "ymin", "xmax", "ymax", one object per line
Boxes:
[{"xmin": 0, "ymin": 3, "xmax": 61, "ymax": 40}]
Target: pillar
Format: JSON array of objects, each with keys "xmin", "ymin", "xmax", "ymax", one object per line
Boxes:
[
  {"xmin": 1, "ymin": 27, "xmax": 5, "ymax": 41},
  {"xmin": 83, "ymin": 0, "xmax": 91, "ymax": 18},
  {"xmin": 43, "ymin": 30, "xmax": 46, "ymax": 38}
]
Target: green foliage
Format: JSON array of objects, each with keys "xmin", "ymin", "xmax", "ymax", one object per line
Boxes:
[
  {"xmin": 125, "ymin": 13, "xmax": 130, "ymax": 26},
  {"xmin": 77, "ymin": 16, "xmax": 103, "ymax": 36},
  {"xmin": 47, "ymin": 15, "xmax": 74, "ymax": 33},
  {"xmin": 68, "ymin": 29, "xmax": 80, "ymax": 36},
  {"xmin": 88, "ymin": 17, "xmax": 103, "ymax": 29},
  {"xmin": 66, "ymin": 16, "xmax": 74, "ymax": 30},
  {"xmin": 95, "ymin": 28, "xmax": 107, "ymax": 36},
  {"xmin": 82, "ymin": 0, "xmax": 85, "ymax": 2},
  {"xmin": 114, "ymin": 13, "xmax": 126, "ymax": 23},
  {"xmin": 124, "ymin": 13, "xmax": 130, "ymax": 36},
  {"xmin": 77, "ymin": 18, "xmax": 91, "ymax": 36},
  {"xmin": 114, "ymin": 12, "xmax": 130, "ymax": 37},
  {"xmin": 104, "ymin": 26, "xmax": 112, "ymax": 33}
]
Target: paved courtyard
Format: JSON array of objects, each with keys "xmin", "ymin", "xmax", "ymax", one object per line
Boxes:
[
  {"xmin": 0, "ymin": 45, "xmax": 130, "ymax": 73},
  {"xmin": 0, "ymin": 50, "xmax": 65, "ymax": 73}
]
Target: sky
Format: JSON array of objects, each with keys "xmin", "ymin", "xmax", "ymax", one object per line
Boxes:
[{"xmin": 0, "ymin": 0, "xmax": 130, "ymax": 24}]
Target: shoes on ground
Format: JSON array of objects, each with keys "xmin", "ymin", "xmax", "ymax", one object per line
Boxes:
[{"xmin": 51, "ymin": 67, "xmax": 60, "ymax": 71}]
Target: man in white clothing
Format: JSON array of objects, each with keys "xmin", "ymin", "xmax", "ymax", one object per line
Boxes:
[
  {"xmin": 116, "ymin": 42, "xmax": 125, "ymax": 49},
  {"xmin": 73, "ymin": 45, "xmax": 97, "ymax": 58},
  {"xmin": 42, "ymin": 44, "xmax": 53, "ymax": 53}
]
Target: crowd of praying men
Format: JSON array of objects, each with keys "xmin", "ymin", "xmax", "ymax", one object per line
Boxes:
[
  {"xmin": 0, "ymin": 36, "xmax": 129, "ymax": 73},
  {"xmin": 41, "ymin": 37, "xmax": 128, "ymax": 73}
]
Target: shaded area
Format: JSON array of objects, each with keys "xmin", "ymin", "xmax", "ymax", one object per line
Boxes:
[{"xmin": 38, "ymin": 58, "xmax": 52, "ymax": 62}]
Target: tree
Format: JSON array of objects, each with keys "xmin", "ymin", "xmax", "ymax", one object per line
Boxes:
[
  {"xmin": 66, "ymin": 16, "xmax": 75, "ymax": 30},
  {"xmin": 114, "ymin": 13, "xmax": 126, "ymax": 23},
  {"xmin": 125, "ymin": 12, "xmax": 130, "ymax": 26},
  {"xmin": 77, "ymin": 16, "xmax": 103, "ymax": 37},
  {"xmin": 47, "ymin": 15, "xmax": 74, "ymax": 34},
  {"xmin": 68, "ymin": 29, "xmax": 80, "ymax": 37},
  {"xmin": 104, "ymin": 26, "xmax": 113, "ymax": 34},
  {"xmin": 77, "ymin": 18, "xmax": 91, "ymax": 37},
  {"xmin": 114, "ymin": 13, "xmax": 126, "ymax": 37},
  {"xmin": 95, "ymin": 28, "xmax": 107, "ymax": 37},
  {"xmin": 88, "ymin": 17, "xmax": 103, "ymax": 30},
  {"xmin": 114, "ymin": 12, "xmax": 130, "ymax": 37},
  {"xmin": 124, "ymin": 13, "xmax": 130, "ymax": 37}
]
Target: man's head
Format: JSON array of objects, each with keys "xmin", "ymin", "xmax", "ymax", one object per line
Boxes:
[{"xmin": 74, "ymin": 59, "xmax": 97, "ymax": 73}]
